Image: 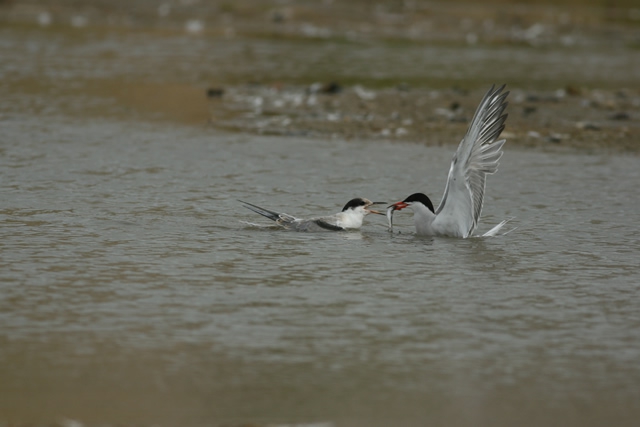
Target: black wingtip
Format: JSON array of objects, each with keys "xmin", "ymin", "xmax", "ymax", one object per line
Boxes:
[{"xmin": 238, "ymin": 199, "xmax": 282, "ymax": 222}]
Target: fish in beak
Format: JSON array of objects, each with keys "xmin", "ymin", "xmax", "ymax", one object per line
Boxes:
[{"xmin": 386, "ymin": 201, "xmax": 410, "ymax": 231}]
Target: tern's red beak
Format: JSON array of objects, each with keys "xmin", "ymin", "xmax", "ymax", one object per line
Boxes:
[{"xmin": 389, "ymin": 201, "xmax": 409, "ymax": 211}]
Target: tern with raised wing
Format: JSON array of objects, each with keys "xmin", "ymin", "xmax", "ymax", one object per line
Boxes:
[
  {"xmin": 388, "ymin": 84, "xmax": 510, "ymax": 238},
  {"xmin": 240, "ymin": 198, "xmax": 385, "ymax": 232}
]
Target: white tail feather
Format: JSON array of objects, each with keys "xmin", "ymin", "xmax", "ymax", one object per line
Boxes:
[{"xmin": 481, "ymin": 218, "xmax": 516, "ymax": 237}]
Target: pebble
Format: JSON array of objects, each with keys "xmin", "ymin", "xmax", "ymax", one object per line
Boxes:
[
  {"xmin": 576, "ymin": 121, "xmax": 600, "ymax": 131},
  {"xmin": 609, "ymin": 112, "xmax": 630, "ymax": 121},
  {"xmin": 206, "ymin": 88, "xmax": 224, "ymax": 98}
]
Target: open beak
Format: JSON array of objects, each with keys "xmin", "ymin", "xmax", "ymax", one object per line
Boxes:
[
  {"xmin": 366, "ymin": 201, "xmax": 387, "ymax": 215},
  {"xmin": 388, "ymin": 201, "xmax": 409, "ymax": 211}
]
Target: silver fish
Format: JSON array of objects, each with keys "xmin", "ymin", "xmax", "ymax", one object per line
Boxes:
[{"xmin": 386, "ymin": 205, "xmax": 396, "ymax": 231}]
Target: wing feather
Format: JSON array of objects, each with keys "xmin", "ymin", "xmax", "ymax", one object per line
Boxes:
[
  {"xmin": 434, "ymin": 85, "xmax": 509, "ymax": 237},
  {"xmin": 239, "ymin": 200, "xmax": 297, "ymax": 225}
]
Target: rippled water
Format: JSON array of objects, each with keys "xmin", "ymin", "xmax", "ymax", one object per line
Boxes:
[{"xmin": 1, "ymin": 115, "xmax": 639, "ymax": 426}]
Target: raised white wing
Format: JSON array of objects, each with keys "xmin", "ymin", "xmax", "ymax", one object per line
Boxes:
[{"xmin": 434, "ymin": 85, "xmax": 509, "ymax": 237}]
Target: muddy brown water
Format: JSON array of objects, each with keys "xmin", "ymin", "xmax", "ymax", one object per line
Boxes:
[
  {"xmin": 2, "ymin": 116, "xmax": 640, "ymax": 427},
  {"xmin": 2, "ymin": 3, "xmax": 640, "ymax": 427}
]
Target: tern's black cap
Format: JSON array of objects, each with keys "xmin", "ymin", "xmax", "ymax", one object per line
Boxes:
[
  {"xmin": 341, "ymin": 198, "xmax": 369, "ymax": 212},
  {"xmin": 403, "ymin": 193, "xmax": 435, "ymax": 213}
]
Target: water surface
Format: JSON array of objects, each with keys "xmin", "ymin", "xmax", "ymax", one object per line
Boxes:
[{"xmin": 1, "ymin": 115, "xmax": 639, "ymax": 426}]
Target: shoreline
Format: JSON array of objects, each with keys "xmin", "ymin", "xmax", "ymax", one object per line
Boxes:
[{"xmin": 1, "ymin": 0, "xmax": 638, "ymax": 152}]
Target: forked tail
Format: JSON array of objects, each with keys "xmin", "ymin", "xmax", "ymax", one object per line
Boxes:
[
  {"xmin": 238, "ymin": 200, "xmax": 282, "ymax": 222},
  {"xmin": 481, "ymin": 218, "xmax": 516, "ymax": 237}
]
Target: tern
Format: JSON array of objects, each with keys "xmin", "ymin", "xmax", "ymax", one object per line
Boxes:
[
  {"xmin": 240, "ymin": 198, "xmax": 385, "ymax": 232},
  {"xmin": 388, "ymin": 84, "xmax": 510, "ymax": 238}
]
